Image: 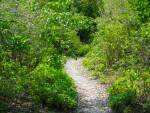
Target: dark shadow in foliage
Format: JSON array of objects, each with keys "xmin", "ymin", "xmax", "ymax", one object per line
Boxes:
[
  {"xmin": 73, "ymin": 0, "xmax": 104, "ymax": 19},
  {"xmin": 0, "ymin": 94, "xmax": 50, "ymax": 113},
  {"xmin": 0, "ymin": 94, "xmax": 77, "ymax": 113},
  {"xmin": 77, "ymin": 22, "xmax": 97, "ymax": 44}
]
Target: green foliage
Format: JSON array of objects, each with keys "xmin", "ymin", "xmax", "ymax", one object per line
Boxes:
[
  {"xmin": 108, "ymin": 69, "xmax": 150, "ymax": 112},
  {"xmin": 83, "ymin": 0, "xmax": 150, "ymax": 112},
  {"xmin": 109, "ymin": 91, "xmax": 137, "ymax": 113},
  {"xmin": 73, "ymin": 0, "xmax": 104, "ymax": 18},
  {"xmin": 0, "ymin": 0, "xmax": 94, "ymax": 111},
  {"xmin": 27, "ymin": 64, "xmax": 77, "ymax": 109},
  {"xmin": 1, "ymin": 0, "xmax": 149, "ymax": 112},
  {"xmin": 76, "ymin": 44, "xmax": 90, "ymax": 56},
  {"xmin": 129, "ymin": 0, "xmax": 150, "ymax": 23},
  {"xmin": 108, "ymin": 70, "xmax": 140, "ymax": 95}
]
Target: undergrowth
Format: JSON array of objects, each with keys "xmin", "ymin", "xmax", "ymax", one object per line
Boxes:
[
  {"xmin": 0, "ymin": 0, "xmax": 94, "ymax": 111},
  {"xmin": 83, "ymin": 0, "xmax": 150, "ymax": 112}
]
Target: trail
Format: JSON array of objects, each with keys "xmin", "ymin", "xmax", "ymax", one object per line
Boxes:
[{"xmin": 65, "ymin": 57, "xmax": 112, "ymax": 113}]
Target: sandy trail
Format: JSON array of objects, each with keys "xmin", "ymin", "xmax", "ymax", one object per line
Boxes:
[{"xmin": 65, "ymin": 57, "xmax": 112, "ymax": 113}]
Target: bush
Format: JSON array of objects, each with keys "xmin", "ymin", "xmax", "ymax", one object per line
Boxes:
[
  {"xmin": 27, "ymin": 64, "xmax": 77, "ymax": 110},
  {"xmin": 73, "ymin": 0, "xmax": 104, "ymax": 18},
  {"xmin": 83, "ymin": 0, "xmax": 150, "ymax": 112},
  {"xmin": 108, "ymin": 69, "xmax": 150, "ymax": 112},
  {"xmin": 1, "ymin": 0, "xmax": 92, "ymax": 111},
  {"xmin": 109, "ymin": 91, "xmax": 137, "ymax": 113},
  {"xmin": 76, "ymin": 44, "xmax": 90, "ymax": 56}
]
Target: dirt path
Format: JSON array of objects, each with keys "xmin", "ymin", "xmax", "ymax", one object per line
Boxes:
[{"xmin": 65, "ymin": 57, "xmax": 112, "ymax": 113}]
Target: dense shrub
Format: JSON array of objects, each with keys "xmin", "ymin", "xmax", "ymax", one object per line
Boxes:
[
  {"xmin": 83, "ymin": 0, "xmax": 150, "ymax": 112},
  {"xmin": 0, "ymin": 0, "xmax": 93, "ymax": 111},
  {"xmin": 108, "ymin": 69, "xmax": 150, "ymax": 112},
  {"xmin": 73, "ymin": 0, "xmax": 104, "ymax": 18},
  {"xmin": 76, "ymin": 44, "xmax": 90, "ymax": 56},
  {"xmin": 27, "ymin": 64, "xmax": 77, "ymax": 109}
]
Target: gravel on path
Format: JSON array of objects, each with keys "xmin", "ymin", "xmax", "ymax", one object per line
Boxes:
[{"xmin": 65, "ymin": 57, "xmax": 112, "ymax": 113}]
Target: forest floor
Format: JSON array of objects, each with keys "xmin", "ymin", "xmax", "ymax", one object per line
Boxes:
[{"xmin": 65, "ymin": 57, "xmax": 112, "ymax": 113}]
